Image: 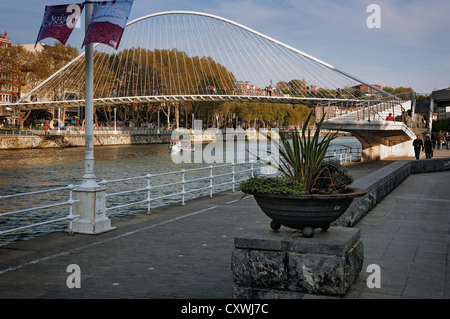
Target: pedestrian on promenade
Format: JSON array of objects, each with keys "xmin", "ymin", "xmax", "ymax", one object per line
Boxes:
[
  {"xmin": 385, "ymin": 113, "xmax": 394, "ymax": 121},
  {"xmin": 412, "ymin": 134, "xmax": 424, "ymax": 160},
  {"xmin": 424, "ymin": 135, "xmax": 433, "ymax": 159},
  {"xmin": 438, "ymin": 130, "xmax": 444, "ymax": 149},
  {"xmin": 445, "ymin": 132, "xmax": 449, "ymax": 150},
  {"xmin": 431, "ymin": 132, "xmax": 437, "ymax": 149}
]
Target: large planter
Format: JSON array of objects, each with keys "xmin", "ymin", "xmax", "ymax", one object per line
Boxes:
[{"xmin": 250, "ymin": 188, "xmax": 366, "ymax": 237}]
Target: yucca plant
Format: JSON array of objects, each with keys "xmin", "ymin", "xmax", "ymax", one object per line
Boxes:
[{"xmin": 267, "ymin": 110, "xmax": 339, "ymax": 193}]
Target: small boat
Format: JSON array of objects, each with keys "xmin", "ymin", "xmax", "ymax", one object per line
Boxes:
[{"xmin": 168, "ymin": 139, "xmax": 195, "ymax": 153}]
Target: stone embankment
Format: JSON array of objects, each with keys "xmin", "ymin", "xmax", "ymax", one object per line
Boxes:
[
  {"xmin": 0, "ymin": 128, "xmax": 345, "ymax": 150},
  {"xmin": 0, "ymin": 133, "xmax": 172, "ymax": 150}
]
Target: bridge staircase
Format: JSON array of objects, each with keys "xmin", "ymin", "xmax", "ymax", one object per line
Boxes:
[{"xmin": 319, "ymin": 93, "xmax": 424, "ymax": 161}]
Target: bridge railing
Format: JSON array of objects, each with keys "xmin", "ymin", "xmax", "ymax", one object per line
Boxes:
[{"xmin": 317, "ymin": 92, "xmax": 414, "ymax": 124}]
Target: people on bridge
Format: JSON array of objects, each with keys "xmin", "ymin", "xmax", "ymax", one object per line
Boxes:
[
  {"xmin": 424, "ymin": 135, "xmax": 433, "ymax": 159},
  {"xmin": 406, "ymin": 115, "xmax": 412, "ymax": 127},
  {"xmin": 385, "ymin": 113, "xmax": 394, "ymax": 121},
  {"xmin": 412, "ymin": 135, "xmax": 424, "ymax": 160}
]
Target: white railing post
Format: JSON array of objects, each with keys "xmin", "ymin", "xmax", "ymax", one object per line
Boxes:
[
  {"xmin": 146, "ymin": 174, "xmax": 152, "ymax": 214},
  {"xmin": 250, "ymin": 163, "xmax": 254, "ymax": 177},
  {"xmin": 209, "ymin": 165, "xmax": 213, "ymax": 198},
  {"xmin": 181, "ymin": 169, "xmax": 186, "ymax": 205},
  {"xmin": 231, "ymin": 162, "xmax": 236, "ymax": 192},
  {"xmin": 67, "ymin": 184, "xmax": 76, "ymax": 235}
]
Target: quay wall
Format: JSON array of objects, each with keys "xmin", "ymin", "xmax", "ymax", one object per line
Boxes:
[
  {"xmin": 0, "ymin": 133, "xmax": 173, "ymax": 150},
  {"xmin": 0, "ymin": 131, "xmax": 263, "ymax": 150},
  {"xmin": 334, "ymin": 158, "xmax": 450, "ymax": 227},
  {"xmin": 0, "ymin": 129, "xmax": 347, "ymax": 150}
]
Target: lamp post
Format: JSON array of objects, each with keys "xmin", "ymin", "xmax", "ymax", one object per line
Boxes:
[
  {"xmin": 114, "ymin": 107, "xmax": 117, "ymax": 133},
  {"xmin": 157, "ymin": 106, "xmax": 160, "ymax": 134},
  {"xmin": 80, "ymin": 0, "xmax": 96, "ymax": 189},
  {"xmin": 57, "ymin": 107, "xmax": 61, "ymax": 135},
  {"xmin": 72, "ymin": 0, "xmax": 114, "ymax": 234}
]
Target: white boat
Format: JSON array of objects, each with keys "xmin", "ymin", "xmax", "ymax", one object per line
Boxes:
[{"xmin": 168, "ymin": 139, "xmax": 195, "ymax": 153}]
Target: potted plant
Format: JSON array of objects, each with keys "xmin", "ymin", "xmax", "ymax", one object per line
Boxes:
[{"xmin": 240, "ymin": 111, "xmax": 365, "ymax": 237}]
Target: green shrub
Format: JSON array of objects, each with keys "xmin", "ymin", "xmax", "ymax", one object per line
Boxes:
[
  {"xmin": 313, "ymin": 159, "xmax": 354, "ymax": 194},
  {"xmin": 240, "ymin": 176, "xmax": 306, "ymax": 195}
]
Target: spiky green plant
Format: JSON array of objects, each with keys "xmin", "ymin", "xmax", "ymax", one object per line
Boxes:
[{"xmin": 267, "ymin": 110, "xmax": 339, "ymax": 193}]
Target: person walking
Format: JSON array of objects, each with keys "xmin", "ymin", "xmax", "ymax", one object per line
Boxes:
[
  {"xmin": 431, "ymin": 132, "xmax": 437, "ymax": 149},
  {"xmin": 412, "ymin": 135, "xmax": 424, "ymax": 160},
  {"xmin": 438, "ymin": 130, "xmax": 444, "ymax": 149},
  {"xmin": 424, "ymin": 135, "xmax": 433, "ymax": 159},
  {"xmin": 445, "ymin": 132, "xmax": 449, "ymax": 150}
]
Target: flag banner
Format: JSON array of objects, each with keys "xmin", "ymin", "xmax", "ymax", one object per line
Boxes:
[
  {"xmin": 35, "ymin": 4, "xmax": 84, "ymax": 47},
  {"xmin": 82, "ymin": 0, "xmax": 134, "ymax": 50}
]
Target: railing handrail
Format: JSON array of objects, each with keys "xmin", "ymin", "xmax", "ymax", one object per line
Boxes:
[
  {"xmin": 0, "ymin": 184, "xmax": 80, "ymax": 236},
  {"xmin": 0, "ymin": 147, "xmax": 360, "ymax": 241}
]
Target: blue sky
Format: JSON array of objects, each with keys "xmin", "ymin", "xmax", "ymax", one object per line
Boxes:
[{"xmin": 1, "ymin": 0, "xmax": 449, "ymax": 93}]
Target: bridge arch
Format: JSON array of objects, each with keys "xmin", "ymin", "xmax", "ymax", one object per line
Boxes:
[{"xmin": 16, "ymin": 11, "xmax": 389, "ymax": 108}]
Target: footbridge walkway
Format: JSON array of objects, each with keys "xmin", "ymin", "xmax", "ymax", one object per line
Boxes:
[{"xmin": 320, "ymin": 93, "xmax": 430, "ymax": 161}]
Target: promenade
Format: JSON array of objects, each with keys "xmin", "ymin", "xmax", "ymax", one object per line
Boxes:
[{"xmin": 1, "ymin": 150, "xmax": 449, "ymax": 301}]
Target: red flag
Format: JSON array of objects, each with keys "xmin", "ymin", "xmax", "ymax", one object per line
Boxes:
[
  {"xmin": 82, "ymin": 0, "xmax": 134, "ymax": 50},
  {"xmin": 35, "ymin": 4, "xmax": 84, "ymax": 47}
]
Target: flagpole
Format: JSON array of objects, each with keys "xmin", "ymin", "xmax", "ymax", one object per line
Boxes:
[{"xmin": 81, "ymin": 0, "xmax": 97, "ymax": 188}]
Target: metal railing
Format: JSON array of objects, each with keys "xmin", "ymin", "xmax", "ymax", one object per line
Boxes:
[
  {"xmin": 29, "ymin": 127, "xmax": 172, "ymax": 136},
  {"xmin": 0, "ymin": 185, "xmax": 79, "ymax": 237},
  {"xmin": 317, "ymin": 92, "xmax": 414, "ymax": 123},
  {"xmin": 328, "ymin": 147, "xmax": 361, "ymax": 163},
  {"xmin": 0, "ymin": 130, "xmax": 36, "ymax": 136},
  {"xmin": 99, "ymin": 161, "xmax": 261, "ymax": 215},
  {"xmin": 0, "ymin": 147, "xmax": 360, "ymax": 243}
]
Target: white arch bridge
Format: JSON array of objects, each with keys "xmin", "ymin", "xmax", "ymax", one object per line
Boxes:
[{"xmin": 8, "ymin": 11, "xmax": 425, "ymax": 160}]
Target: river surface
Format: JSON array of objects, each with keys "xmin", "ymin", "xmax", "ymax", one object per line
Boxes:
[{"xmin": 0, "ymin": 136, "xmax": 361, "ymax": 245}]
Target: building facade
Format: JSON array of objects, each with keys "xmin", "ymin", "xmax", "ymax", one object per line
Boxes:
[
  {"xmin": 431, "ymin": 88, "xmax": 450, "ymax": 120},
  {"xmin": 0, "ymin": 31, "xmax": 11, "ymax": 47},
  {"xmin": 0, "ymin": 31, "xmax": 17, "ymax": 126}
]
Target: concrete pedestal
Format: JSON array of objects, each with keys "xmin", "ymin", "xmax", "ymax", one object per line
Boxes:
[
  {"xmin": 71, "ymin": 185, "xmax": 116, "ymax": 234},
  {"xmin": 231, "ymin": 227, "xmax": 363, "ymax": 298}
]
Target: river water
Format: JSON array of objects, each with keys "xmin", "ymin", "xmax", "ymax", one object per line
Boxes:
[{"xmin": 0, "ymin": 136, "xmax": 361, "ymax": 245}]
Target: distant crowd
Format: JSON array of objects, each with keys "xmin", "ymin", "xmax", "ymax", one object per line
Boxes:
[{"xmin": 430, "ymin": 130, "xmax": 449, "ymax": 150}]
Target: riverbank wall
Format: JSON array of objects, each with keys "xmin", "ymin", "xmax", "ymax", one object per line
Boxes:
[
  {"xmin": 0, "ymin": 129, "xmax": 345, "ymax": 150},
  {"xmin": 0, "ymin": 133, "xmax": 174, "ymax": 150}
]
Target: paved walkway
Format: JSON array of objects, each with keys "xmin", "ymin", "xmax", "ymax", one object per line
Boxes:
[{"xmin": 1, "ymin": 150, "xmax": 450, "ymax": 301}]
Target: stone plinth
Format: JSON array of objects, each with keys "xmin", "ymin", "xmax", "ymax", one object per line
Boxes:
[
  {"xmin": 231, "ymin": 227, "xmax": 363, "ymax": 298},
  {"xmin": 71, "ymin": 185, "xmax": 116, "ymax": 234}
]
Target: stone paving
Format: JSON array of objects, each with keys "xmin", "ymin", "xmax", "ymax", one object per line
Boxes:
[{"xmin": 1, "ymin": 150, "xmax": 449, "ymax": 301}]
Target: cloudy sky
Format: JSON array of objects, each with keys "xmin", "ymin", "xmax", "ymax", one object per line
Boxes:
[{"xmin": 1, "ymin": 0, "xmax": 449, "ymax": 93}]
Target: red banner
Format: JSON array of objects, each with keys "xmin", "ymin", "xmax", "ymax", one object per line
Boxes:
[
  {"xmin": 82, "ymin": 0, "xmax": 134, "ymax": 50},
  {"xmin": 35, "ymin": 4, "xmax": 84, "ymax": 47}
]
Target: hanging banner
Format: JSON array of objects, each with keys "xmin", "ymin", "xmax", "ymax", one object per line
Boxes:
[
  {"xmin": 35, "ymin": 4, "xmax": 84, "ymax": 47},
  {"xmin": 82, "ymin": 0, "xmax": 134, "ymax": 50}
]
